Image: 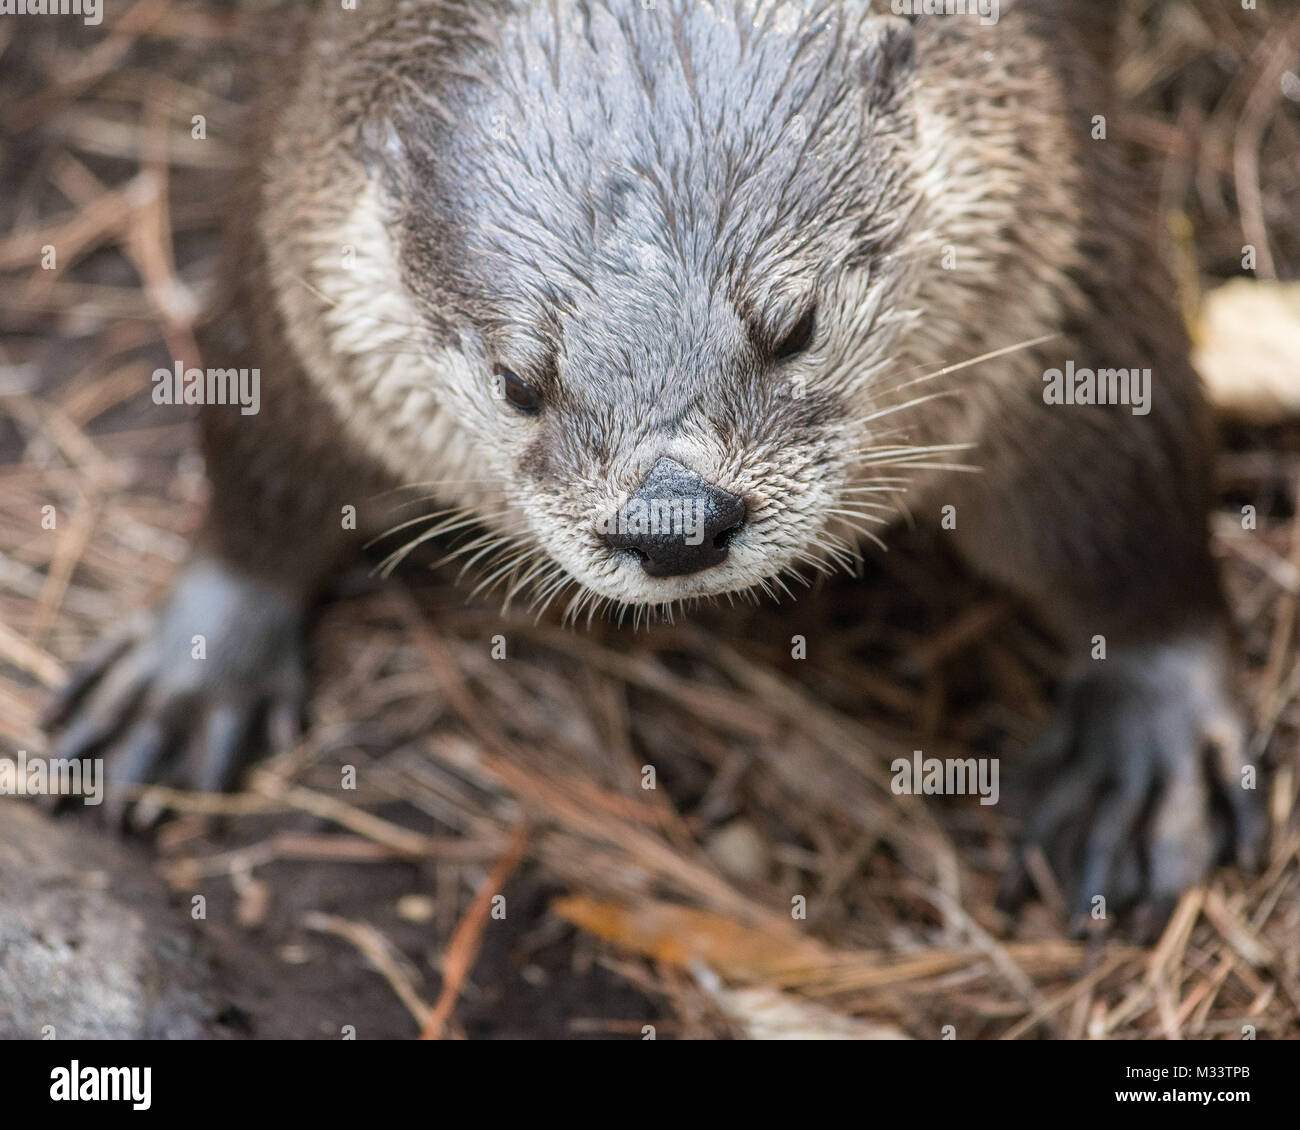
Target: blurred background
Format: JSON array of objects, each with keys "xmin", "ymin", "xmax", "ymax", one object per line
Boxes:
[{"xmin": 0, "ymin": 1, "xmax": 1298, "ymax": 1039}]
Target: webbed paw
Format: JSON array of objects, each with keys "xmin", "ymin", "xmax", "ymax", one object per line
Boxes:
[
  {"xmin": 998, "ymin": 635, "xmax": 1265, "ymax": 939},
  {"xmin": 42, "ymin": 559, "xmax": 307, "ymax": 826}
]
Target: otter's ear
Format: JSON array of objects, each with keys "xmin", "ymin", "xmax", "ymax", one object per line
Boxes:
[
  {"xmin": 853, "ymin": 14, "xmax": 916, "ymax": 95},
  {"xmin": 356, "ymin": 116, "xmax": 415, "ymax": 198}
]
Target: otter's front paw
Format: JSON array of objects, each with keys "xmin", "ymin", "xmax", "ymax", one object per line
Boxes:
[
  {"xmin": 998, "ymin": 636, "xmax": 1265, "ymax": 937},
  {"xmin": 42, "ymin": 559, "xmax": 307, "ymax": 824}
]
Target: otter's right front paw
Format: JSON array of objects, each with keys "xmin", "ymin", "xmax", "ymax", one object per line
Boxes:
[
  {"xmin": 996, "ymin": 635, "xmax": 1265, "ymax": 938},
  {"xmin": 42, "ymin": 559, "xmax": 308, "ymax": 823}
]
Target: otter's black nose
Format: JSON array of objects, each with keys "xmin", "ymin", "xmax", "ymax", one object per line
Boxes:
[{"xmin": 602, "ymin": 457, "xmax": 746, "ymax": 577}]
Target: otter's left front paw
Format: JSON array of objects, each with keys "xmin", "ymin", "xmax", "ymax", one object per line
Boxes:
[{"xmin": 997, "ymin": 636, "xmax": 1266, "ymax": 937}]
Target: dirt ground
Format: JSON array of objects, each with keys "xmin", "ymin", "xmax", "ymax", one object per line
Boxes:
[{"xmin": 1, "ymin": 1, "xmax": 1299, "ymax": 1040}]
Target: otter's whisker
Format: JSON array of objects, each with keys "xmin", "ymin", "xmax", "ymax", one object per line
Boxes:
[
  {"xmin": 853, "ymin": 442, "xmax": 974, "ymax": 459},
  {"xmin": 373, "ymin": 479, "xmax": 508, "ymax": 500},
  {"xmin": 471, "ymin": 544, "xmax": 540, "ymax": 601},
  {"xmin": 377, "ymin": 507, "xmax": 517, "ymax": 577},
  {"xmin": 502, "ymin": 556, "xmax": 558, "ymax": 610},
  {"xmin": 825, "ymin": 507, "xmax": 892, "ymax": 522},
  {"xmin": 869, "ymin": 460, "xmax": 981, "ymax": 474},
  {"xmin": 885, "ymin": 332, "xmax": 1061, "ymax": 397},
  {"xmin": 365, "ymin": 505, "xmax": 467, "ymax": 550},
  {"xmin": 530, "ymin": 566, "xmax": 577, "ymax": 620}
]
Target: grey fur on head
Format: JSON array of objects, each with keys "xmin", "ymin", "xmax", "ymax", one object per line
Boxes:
[{"xmin": 340, "ymin": 2, "xmax": 923, "ymax": 615}]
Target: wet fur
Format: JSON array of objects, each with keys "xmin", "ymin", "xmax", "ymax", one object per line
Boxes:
[
  {"xmin": 206, "ymin": 0, "xmax": 1221, "ymax": 642},
  {"xmin": 48, "ymin": 0, "xmax": 1260, "ymax": 921}
]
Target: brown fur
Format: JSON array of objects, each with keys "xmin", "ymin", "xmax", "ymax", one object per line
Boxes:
[{"xmin": 50, "ymin": 1, "xmax": 1259, "ymax": 920}]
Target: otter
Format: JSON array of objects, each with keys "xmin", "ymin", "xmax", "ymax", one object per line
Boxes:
[{"xmin": 45, "ymin": 0, "xmax": 1263, "ymax": 927}]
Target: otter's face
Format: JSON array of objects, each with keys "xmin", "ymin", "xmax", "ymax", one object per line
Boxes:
[{"xmin": 375, "ymin": 1, "xmax": 918, "ymax": 614}]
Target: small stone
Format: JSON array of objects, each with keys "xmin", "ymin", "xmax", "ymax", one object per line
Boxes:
[
  {"xmin": 704, "ymin": 820, "xmax": 769, "ymax": 883},
  {"xmin": 396, "ymin": 894, "xmax": 436, "ymax": 923}
]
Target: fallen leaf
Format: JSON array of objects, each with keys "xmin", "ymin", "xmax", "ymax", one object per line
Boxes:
[{"xmin": 1194, "ymin": 280, "xmax": 1300, "ymax": 424}]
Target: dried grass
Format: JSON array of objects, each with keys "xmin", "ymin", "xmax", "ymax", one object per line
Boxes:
[{"xmin": 0, "ymin": 0, "xmax": 1297, "ymax": 1039}]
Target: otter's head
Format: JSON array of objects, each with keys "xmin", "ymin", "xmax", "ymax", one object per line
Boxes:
[{"xmin": 363, "ymin": 1, "xmax": 919, "ymax": 616}]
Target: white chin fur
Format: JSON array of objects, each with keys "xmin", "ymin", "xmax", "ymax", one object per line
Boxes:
[{"xmin": 539, "ymin": 535, "xmax": 801, "ymax": 607}]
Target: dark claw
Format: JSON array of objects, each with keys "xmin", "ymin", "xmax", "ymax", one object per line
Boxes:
[
  {"xmin": 103, "ymin": 718, "xmax": 177, "ymax": 830},
  {"xmin": 197, "ymin": 704, "xmax": 258, "ymax": 793},
  {"xmin": 42, "ymin": 558, "xmax": 308, "ymax": 829},
  {"xmin": 51, "ymin": 674, "xmax": 148, "ymax": 766},
  {"xmin": 41, "ymin": 630, "xmax": 135, "ymax": 731},
  {"xmin": 1003, "ymin": 636, "xmax": 1266, "ymax": 935},
  {"xmin": 269, "ymin": 697, "xmax": 305, "ymax": 755},
  {"xmin": 1131, "ymin": 897, "xmax": 1180, "ymax": 945},
  {"xmin": 1074, "ymin": 779, "xmax": 1148, "ymax": 920},
  {"xmin": 1208, "ymin": 731, "xmax": 1268, "ymax": 872},
  {"xmin": 1146, "ymin": 767, "xmax": 1216, "ymax": 906},
  {"xmin": 1022, "ymin": 762, "xmax": 1096, "ymax": 851}
]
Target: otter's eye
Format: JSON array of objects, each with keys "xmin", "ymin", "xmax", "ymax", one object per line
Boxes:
[
  {"xmin": 774, "ymin": 306, "xmax": 816, "ymax": 360},
  {"xmin": 496, "ymin": 368, "xmax": 543, "ymax": 415}
]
